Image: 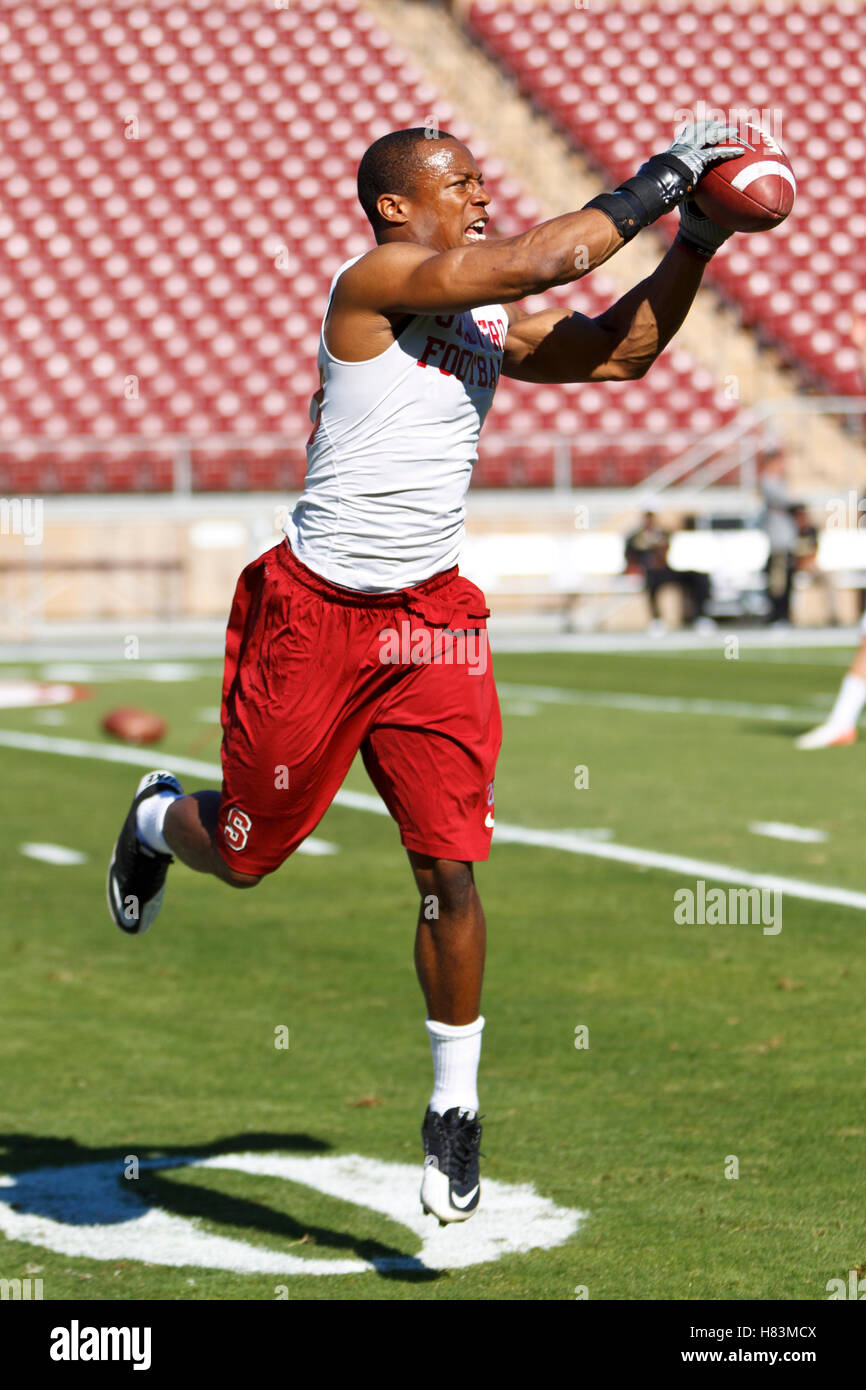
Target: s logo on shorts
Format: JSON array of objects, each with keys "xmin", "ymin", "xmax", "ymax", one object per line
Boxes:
[{"xmin": 224, "ymin": 807, "xmax": 252, "ymax": 851}]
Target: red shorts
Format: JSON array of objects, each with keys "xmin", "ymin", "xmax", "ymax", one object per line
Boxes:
[{"xmin": 216, "ymin": 540, "xmax": 502, "ymax": 875}]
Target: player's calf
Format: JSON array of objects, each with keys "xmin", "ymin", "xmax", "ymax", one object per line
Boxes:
[{"xmin": 164, "ymin": 791, "xmax": 262, "ymax": 887}]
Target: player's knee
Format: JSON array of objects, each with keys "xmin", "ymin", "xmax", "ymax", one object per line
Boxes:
[
  {"xmin": 429, "ymin": 859, "xmax": 476, "ymax": 915},
  {"xmin": 223, "ymin": 867, "xmax": 263, "ymax": 889}
]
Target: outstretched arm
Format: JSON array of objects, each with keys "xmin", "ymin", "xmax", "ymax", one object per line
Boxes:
[
  {"xmin": 337, "ymin": 207, "xmax": 624, "ymax": 318},
  {"xmin": 336, "ymin": 119, "xmax": 741, "ymax": 319},
  {"xmin": 502, "ymin": 237, "xmax": 706, "ymax": 384}
]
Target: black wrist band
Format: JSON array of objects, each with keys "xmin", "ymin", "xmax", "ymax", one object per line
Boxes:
[
  {"xmin": 674, "ymin": 229, "xmax": 715, "ymax": 261},
  {"xmin": 584, "ymin": 153, "xmax": 696, "ymax": 242}
]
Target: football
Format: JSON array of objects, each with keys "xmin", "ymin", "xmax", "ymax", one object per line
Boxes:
[
  {"xmin": 695, "ymin": 123, "xmax": 796, "ymax": 233},
  {"xmin": 101, "ymin": 705, "xmax": 168, "ymax": 745}
]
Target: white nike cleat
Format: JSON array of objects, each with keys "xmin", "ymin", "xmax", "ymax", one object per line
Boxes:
[
  {"xmin": 106, "ymin": 770, "xmax": 183, "ymax": 933},
  {"xmin": 795, "ymin": 723, "xmax": 858, "ymax": 751},
  {"xmin": 420, "ymin": 1107, "xmax": 483, "ymax": 1224}
]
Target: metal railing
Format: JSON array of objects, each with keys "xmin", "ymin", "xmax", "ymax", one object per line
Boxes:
[
  {"xmin": 633, "ymin": 399, "xmax": 866, "ymax": 500},
  {"xmin": 0, "ymin": 401, "xmax": 864, "ymax": 496}
]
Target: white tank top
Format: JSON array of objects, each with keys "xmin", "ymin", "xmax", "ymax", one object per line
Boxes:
[{"xmin": 288, "ymin": 255, "xmax": 508, "ymax": 591}]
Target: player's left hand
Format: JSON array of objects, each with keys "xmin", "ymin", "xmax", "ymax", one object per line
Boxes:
[
  {"xmin": 664, "ymin": 120, "xmax": 746, "ymax": 185},
  {"xmin": 677, "ymin": 198, "xmax": 734, "ymax": 260}
]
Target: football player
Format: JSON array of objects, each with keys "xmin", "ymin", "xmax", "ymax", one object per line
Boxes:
[{"xmin": 108, "ymin": 122, "xmax": 742, "ymax": 1222}]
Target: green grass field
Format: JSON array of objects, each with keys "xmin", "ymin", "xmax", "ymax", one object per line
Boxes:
[{"xmin": 1, "ymin": 642, "xmax": 865, "ymax": 1301}]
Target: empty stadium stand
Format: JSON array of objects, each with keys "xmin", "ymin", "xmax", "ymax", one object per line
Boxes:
[
  {"xmin": 0, "ymin": 0, "xmax": 742, "ymax": 493},
  {"xmin": 468, "ymin": 0, "xmax": 866, "ymax": 396}
]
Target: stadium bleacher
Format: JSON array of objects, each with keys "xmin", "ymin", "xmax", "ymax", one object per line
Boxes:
[
  {"xmin": 468, "ymin": 0, "xmax": 866, "ymax": 395},
  {"xmin": 0, "ymin": 0, "xmax": 741, "ymax": 493}
]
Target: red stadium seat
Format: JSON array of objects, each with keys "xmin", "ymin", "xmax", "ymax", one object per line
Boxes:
[
  {"xmin": 469, "ymin": 0, "xmax": 865, "ymax": 395},
  {"xmin": 0, "ymin": 0, "xmax": 748, "ymax": 492}
]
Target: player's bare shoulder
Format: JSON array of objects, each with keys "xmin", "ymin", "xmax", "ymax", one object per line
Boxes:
[
  {"xmin": 336, "ymin": 243, "xmax": 437, "ymax": 310},
  {"xmin": 326, "ymin": 243, "xmax": 437, "ymax": 362}
]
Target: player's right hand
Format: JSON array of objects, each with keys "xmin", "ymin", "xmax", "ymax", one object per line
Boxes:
[{"xmin": 661, "ymin": 120, "xmax": 746, "ymax": 185}]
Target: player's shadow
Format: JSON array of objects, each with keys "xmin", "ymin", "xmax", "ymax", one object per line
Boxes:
[{"xmin": 0, "ymin": 1131, "xmax": 438, "ymax": 1283}]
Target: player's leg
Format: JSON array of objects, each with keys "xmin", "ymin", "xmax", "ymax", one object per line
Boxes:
[
  {"xmin": 407, "ymin": 852, "xmax": 487, "ymax": 1225},
  {"xmin": 796, "ymin": 630, "xmax": 866, "ymax": 749},
  {"xmin": 106, "ymin": 773, "xmax": 261, "ymax": 936},
  {"xmin": 107, "ymin": 541, "xmax": 374, "ymax": 932},
  {"xmin": 163, "ymin": 791, "xmax": 261, "ymax": 886},
  {"xmin": 409, "ymin": 853, "xmax": 486, "ymax": 1025},
  {"xmin": 361, "ymin": 581, "xmax": 501, "ymax": 1223},
  {"xmin": 645, "ymin": 572, "xmax": 663, "ymax": 620},
  {"xmin": 106, "ymin": 547, "xmax": 281, "ymax": 932}
]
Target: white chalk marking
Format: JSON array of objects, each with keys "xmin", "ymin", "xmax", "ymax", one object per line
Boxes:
[
  {"xmin": 19, "ymin": 842, "xmax": 88, "ymax": 866},
  {"xmin": 295, "ymin": 839, "xmax": 339, "ymax": 856},
  {"xmin": 41, "ymin": 662, "xmax": 202, "ymax": 684},
  {"xmin": 749, "ymin": 821, "xmax": 828, "ymax": 844},
  {"xmin": 0, "ymin": 680, "xmax": 82, "ymax": 709},
  {"xmin": 1, "ymin": 728, "xmax": 863, "ymax": 912},
  {"xmin": 501, "ymin": 700, "xmax": 540, "ymax": 716},
  {"xmin": 0, "ymin": 1152, "xmax": 582, "ymax": 1275},
  {"xmin": 497, "ymin": 682, "xmax": 827, "ymax": 724}
]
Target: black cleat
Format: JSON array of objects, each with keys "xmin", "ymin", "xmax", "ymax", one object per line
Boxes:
[
  {"xmin": 420, "ymin": 1106, "xmax": 483, "ymax": 1224},
  {"xmin": 106, "ymin": 771, "xmax": 183, "ymax": 935}
]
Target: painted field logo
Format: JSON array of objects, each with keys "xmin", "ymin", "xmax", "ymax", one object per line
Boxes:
[
  {"xmin": 0, "ymin": 1151, "xmax": 582, "ymax": 1276},
  {"xmin": 673, "ymin": 880, "xmax": 782, "ymax": 936}
]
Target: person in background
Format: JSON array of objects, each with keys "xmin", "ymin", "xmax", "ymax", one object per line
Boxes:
[
  {"xmin": 759, "ymin": 450, "xmax": 798, "ymax": 626},
  {"xmin": 796, "ymin": 316, "xmax": 866, "ymax": 747},
  {"xmin": 625, "ymin": 510, "xmax": 711, "ymax": 633},
  {"xmin": 792, "ymin": 500, "xmax": 841, "ymax": 626}
]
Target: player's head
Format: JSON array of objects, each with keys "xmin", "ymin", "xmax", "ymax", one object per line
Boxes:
[{"xmin": 357, "ymin": 128, "xmax": 490, "ymax": 250}]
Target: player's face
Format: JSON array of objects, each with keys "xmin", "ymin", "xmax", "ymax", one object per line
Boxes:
[{"xmin": 407, "ymin": 141, "xmax": 491, "ymax": 251}]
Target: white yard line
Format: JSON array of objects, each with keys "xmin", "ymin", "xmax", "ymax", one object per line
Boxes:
[
  {"xmin": 491, "ymin": 821, "xmax": 866, "ymax": 911},
  {"xmin": 2, "ymin": 727, "xmax": 863, "ymax": 912},
  {"xmin": 20, "ymin": 842, "xmax": 88, "ymax": 865},
  {"xmin": 749, "ymin": 821, "xmax": 828, "ymax": 844},
  {"xmin": 497, "ymin": 683, "xmax": 831, "ymax": 723},
  {"xmin": 489, "ymin": 626, "xmax": 861, "ymax": 655}
]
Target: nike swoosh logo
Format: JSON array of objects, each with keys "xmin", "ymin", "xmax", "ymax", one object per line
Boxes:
[
  {"xmin": 451, "ymin": 1185, "xmax": 479, "ymax": 1209},
  {"xmin": 484, "ymin": 813, "xmax": 494, "ymax": 829}
]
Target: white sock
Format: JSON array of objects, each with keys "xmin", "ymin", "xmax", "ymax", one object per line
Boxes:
[
  {"xmin": 136, "ymin": 791, "xmax": 180, "ymax": 855},
  {"xmin": 828, "ymin": 673, "xmax": 866, "ymax": 730},
  {"xmin": 426, "ymin": 1016, "xmax": 484, "ymax": 1117}
]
